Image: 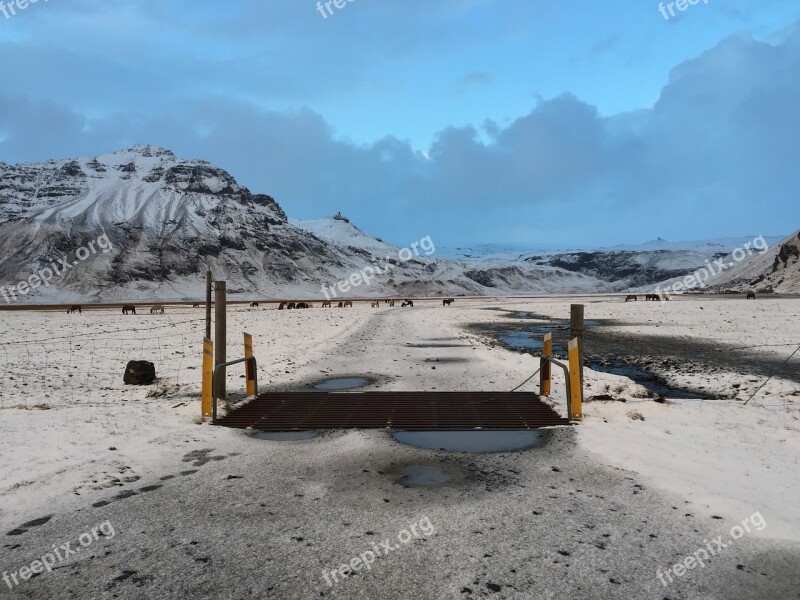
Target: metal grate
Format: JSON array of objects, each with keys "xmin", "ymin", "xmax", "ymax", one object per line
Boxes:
[{"xmin": 213, "ymin": 391, "xmax": 571, "ymax": 431}]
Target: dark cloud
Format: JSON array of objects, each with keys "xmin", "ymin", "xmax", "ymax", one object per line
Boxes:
[{"xmin": 1, "ymin": 26, "xmax": 799, "ymax": 245}]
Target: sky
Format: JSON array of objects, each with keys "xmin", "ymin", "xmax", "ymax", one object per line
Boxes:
[{"xmin": 1, "ymin": 0, "xmax": 799, "ymax": 247}]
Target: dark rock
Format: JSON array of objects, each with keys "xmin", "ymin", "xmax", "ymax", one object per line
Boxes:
[{"xmin": 124, "ymin": 361, "xmax": 156, "ymax": 385}]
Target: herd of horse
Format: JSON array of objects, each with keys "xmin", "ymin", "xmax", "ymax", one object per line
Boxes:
[
  {"xmin": 625, "ymin": 292, "xmax": 757, "ymax": 302},
  {"xmin": 275, "ymin": 298, "xmax": 434, "ymax": 309},
  {"xmin": 625, "ymin": 294, "xmax": 662, "ymax": 302},
  {"xmin": 64, "ymin": 291, "xmax": 761, "ymax": 315}
]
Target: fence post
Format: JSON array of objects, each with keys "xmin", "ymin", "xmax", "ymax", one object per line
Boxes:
[
  {"xmin": 570, "ymin": 304, "xmax": 585, "ymax": 393},
  {"xmin": 205, "ymin": 270, "xmax": 213, "ymax": 339},
  {"xmin": 244, "ymin": 332, "xmax": 256, "ymax": 397},
  {"xmin": 540, "ymin": 332, "xmax": 552, "ymax": 396},
  {"xmin": 201, "ymin": 337, "xmax": 213, "ymax": 417},
  {"xmin": 214, "ymin": 281, "xmax": 227, "ymax": 401},
  {"xmin": 567, "ymin": 338, "xmax": 583, "ymax": 420}
]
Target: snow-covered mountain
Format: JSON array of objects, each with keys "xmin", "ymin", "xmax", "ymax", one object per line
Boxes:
[
  {"xmin": 0, "ymin": 145, "xmax": 793, "ymax": 303},
  {"xmin": 291, "ymin": 214, "xmax": 398, "ymax": 256},
  {"xmin": 0, "ymin": 146, "xmax": 603, "ymax": 302},
  {"xmin": 603, "ymin": 235, "xmax": 787, "ymax": 253},
  {"xmin": 703, "ymin": 231, "xmax": 800, "ymax": 293}
]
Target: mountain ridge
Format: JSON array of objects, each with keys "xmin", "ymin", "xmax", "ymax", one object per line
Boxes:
[{"xmin": 0, "ymin": 146, "xmax": 796, "ymax": 302}]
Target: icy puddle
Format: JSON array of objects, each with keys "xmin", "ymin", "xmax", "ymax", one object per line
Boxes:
[
  {"xmin": 251, "ymin": 431, "xmax": 319, "ymax": 441},
  {"xmin": 393, "ymin": 430, "xmax": 542, "ymax": 452},
  {"xmin": 314, "ymin": 377, "xmax": 372, "ymax": 391},
  {"xmin": 474, "ymin": 315, "xmax": 714, "ymax": 400},
  {"xmin": 397, "ymin": 465, "xmax": 454, "ymax": 487}
]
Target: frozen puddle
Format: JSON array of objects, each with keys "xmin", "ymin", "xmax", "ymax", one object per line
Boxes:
[
  {"xmin": 397, "ymin": 465, "xmax": 453, "ymax": 487},
  {"xmin": 314, "ymin": 377, "xmax": 372, "ymax": 391},
  {"xmin": 251, "ymin": 431, "xmax": 319, "ymax": 441},
  {"xmin": 393, "ymin": 429, "xmax": 542, "ymax": 452}
]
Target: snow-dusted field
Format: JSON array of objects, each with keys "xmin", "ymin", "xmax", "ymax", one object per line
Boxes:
[{"xmin": 1, "ymin": 296, "xmax": 798, "ymax": 598}]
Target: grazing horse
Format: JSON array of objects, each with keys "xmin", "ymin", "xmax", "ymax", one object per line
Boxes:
[
  {"xmin": 322, "ymin": 301, "xmax": 332, "ymax": 308},
  {"xmin": 371, "ymin": 301, "xmax": 380, "ymax": 308},
  {"xmin": 67, "ymin": 305, "xmax": 82, "ymax": 314},
  {"xmin": 644, "ymin": 294, "xmax": 659, "ymax": 301},
  {"xmin": 343, "ymin": 301, "xmax": 353, "ymax": 308},
  {"xmin": 287, "ymin": 302, "xmax": 296, "ymax": 310},
  {"xmin": 122, "ymin": 304, "xmax": 136, "ymax": 315},
  {"xmin": 625, "ymin": 295, "xmax": 638, "ymax": 302},
  {"xmin": 401, "ymin": 300, "xmax": 414, "ymax": 307},
  {"xmin": 337, "ymin": 301, "xmax": 344, "ymax": 308},
  {"xmin": 295, "ymin": 302, "xmax": 312, "ymax": 309},
  {"xmin": 192, "ymin": 303, "xmax": 200, "ymax": 308},
  {"xmin": 746, "ymin": 291, "xmax": 756, "ymax": 300},
  {"xmin": 150, "ymin": 304, "xmax": 165, "ymax": 314},
  {"xmin": 250, "ymin": 302, "xmax": 259, "ymax": 307},
  {"xmin": 278, "ymin": 302, "xmax": 286, "ymax": 310},
  {"xmin": 442, "ymin": 298, "xmax": 454, "ymax": 306}
]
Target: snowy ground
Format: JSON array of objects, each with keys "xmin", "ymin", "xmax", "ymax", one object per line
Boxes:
[{"xmin": 0, "ymin": 296, "xmax": 798, "ymax": 599}]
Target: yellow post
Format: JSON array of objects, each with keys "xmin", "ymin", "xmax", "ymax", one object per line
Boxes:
[
  {"xmin": 567, "ymin": 338, "xmax": 583, "ymax": 420},
  {"xmin": 201, "ymin": 337, "xmax": 214, "ymax": 417},
  {"xmin": 540, "ymin": 333, "xmax": 552, "ymax": 396},
  {"xmin": 244, "ymin": 332, "xmax": 255, "ymax": 397}
]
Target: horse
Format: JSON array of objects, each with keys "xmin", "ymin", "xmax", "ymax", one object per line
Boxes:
[
  {"xmin": 278, "ymin": 302, "xmax": 286, "ymax": 310},
  {"xmin": 322, "ymin": 301, "xmax": 332, "ymax": 308},
  {"xmin": 122, "ymin": 304, "xmax": 136, "ymax": 315},
  {"xmin": 337, "ymin": 302, "xmax": 344, "ymax": 308},
  {"xmin": 645, "ymin": 294, "xmax": 659, "ymax": 301},
  {"xmin": 250, "ymin": 302, "xmax": 259, "ymax": 307},
  {"xmin": 150, "ymin": 304, "xmax": 165, "ymax": 314},
  {"xmin": 192, "ymin": 303, "xmax": 200, "ymax": 308},
  {"xmin": 296, "ymin": 302, "xmax": 312, "ymax": 309},
  {"xmin": 371, "ymin": 301, "xmax": 380, "ymax": 308},
  {"xmin": 746, "ymin": 291, "xmax": 756, "ymax": 300},
  {"xmin": 625, "ymin": 295, "xmax": 638, "ymax": 302},
  {"xmin": 442, "ymin": 298, "xmax": 454, "ymax": 306},
  {"xmin": 388, "ymin": 300, "xmax": 395, "ymax": 307},
  {"xmin": 401, "ymin": 300, "xmax": 414, "ymax": 307},
  {"xmin": 67, "ymin": 305, "xmax": 82, "ymax": 314},
  {"xmin": 287, "ymin": 302, "xmax": 296, "ymax": 310},
  {"xmin": 343, "ymin": 301, "xmax": 353, "ymax": 308}
]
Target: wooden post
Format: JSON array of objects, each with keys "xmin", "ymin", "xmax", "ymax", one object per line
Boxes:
[
  {"xmin": 214, "ymin": 281, "xmax": 227, "ymax": 401},
  {"xmin": 570, "ymin": 304, "xmax": 585, "ymax": 393},
  {"xmin": 540, "ymin": 332, "xmax": 552, "ymax": 396},
  {"xmin": 201, "ymin": 337, "xmax": 213, "ymax": 417},
  {"xmin": 244, "ymin": 332, "xmax": 255, "ymax": 397},
  {"xmin": 205, "ymin": 270, "xmax": 213, "ymax": 339},
  {"xmin": 567, "ymin": 338, "xmax": 583, "ymax": 420}
]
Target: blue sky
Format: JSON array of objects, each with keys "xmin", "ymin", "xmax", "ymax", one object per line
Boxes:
[{"xmin": 1, "ymin": 0, "xmax": 799, "ymax": 247}]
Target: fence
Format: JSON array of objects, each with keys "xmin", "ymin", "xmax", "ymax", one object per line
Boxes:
[{"xmin": 0, "ymin": 312, "xmax": 207, "ymax": 409}]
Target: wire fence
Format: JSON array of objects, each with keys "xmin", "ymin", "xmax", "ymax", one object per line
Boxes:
[
  {"xmin": 0, "ymin": 316, "xmax": 208, "ymax": 409},
  {"xmin": 1, "ymin": 307, "xmax": 797, "ymax": 413}
]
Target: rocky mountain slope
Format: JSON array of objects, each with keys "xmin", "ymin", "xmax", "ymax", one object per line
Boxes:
[
  {"xmin": 704, "ymin": 231, "xmax": 800, "ymax": 293},
  {"xmin": 0, "ymin": 146, "xmax": 603, "ymax": 303}
]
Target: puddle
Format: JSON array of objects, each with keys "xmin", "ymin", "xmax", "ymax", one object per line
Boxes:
[
  {"xmin": 314, "ymin": 377, "xmax": 372, "ymax": 391},
  {"xmin": 251, "ymin": 431, "xmax": 319, "ymax": 441},
  {"xmin": 397, "ymin": 465, "xmax": 453, "ymax": 487},
  {"xmin": 393, "ymin": 429, "xmax": 542, "ymax": 453},
  {"xmin": 477, "ymin": 317, "xmax": 602, "ymax": 355},
  {"xmin": 590, "ymin": 360, "xmax": 711, "ymax": 400},
  {"xmin": 424, "ymin": 357, "xmax": 470, "ymax": 363},
  {"xmin": 405, "ymin": 343, "xmax": 470, "ymax": 349},
  {"xmin": 499, "ymin": 330, "xmax": 555, "ymax": 352},
  {"xmin": 472, "ymin": 315, "xmax": 718, "ymax": 400}
]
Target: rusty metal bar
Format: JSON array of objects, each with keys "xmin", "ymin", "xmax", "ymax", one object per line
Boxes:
[{"xmin": 214, "ymin": 391, "xmax": 570, "ymax": 432}]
